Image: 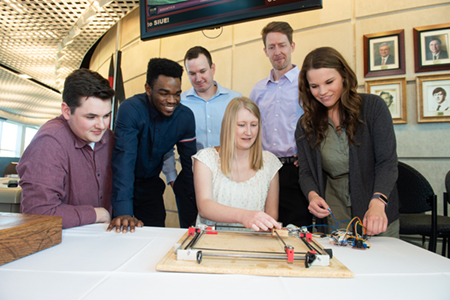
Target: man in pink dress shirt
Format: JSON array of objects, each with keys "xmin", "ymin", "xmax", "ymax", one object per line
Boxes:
[
  {"xmin": 249, "ymin": 21, "xmax": 312, "ymax": 227},
  {"xmin": 17, "ymin": 69, "xmax": 115, "ymax": 228}
]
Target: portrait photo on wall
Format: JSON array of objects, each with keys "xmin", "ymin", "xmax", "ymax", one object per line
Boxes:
[
  {"xmin": 414, "ymin": 23, "xmax": 450, "ymax": 73},
  {"xmin": 365, "ymin": 78, "xmax": 407, "ymax": 124},
  {"xmin": 416, "ymin": 74, "xmax": 450, "ymax": 123},
  {"xmin": 364, "ymin": 30, "xmax": 405, "ymax": 78}
]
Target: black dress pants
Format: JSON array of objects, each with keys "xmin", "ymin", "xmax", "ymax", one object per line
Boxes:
[
  {"xmin": 278, "ymin": 163, "xmax": 313, "ymax": 227},
  {"xmin": 133, "ymin": 176, "xmax": 166, "ymax": 227},
  {"xmin": 173, "ymin": 170, "xmax": 197, "ymax": 228}
]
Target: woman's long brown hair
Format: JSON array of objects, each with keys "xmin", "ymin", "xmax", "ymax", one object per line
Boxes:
[{"xmin": 298, "ymin": 47, "xmax": 362, "ymax": 148}]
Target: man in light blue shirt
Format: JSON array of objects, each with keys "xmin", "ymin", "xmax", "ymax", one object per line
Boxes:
[
  {"xmin": 163, "ymin": 46, "xmax": 242, "ymax": 185},
  {"xmin": 249, "ymin": 21, "xmax": 312, "ymax": 228}
]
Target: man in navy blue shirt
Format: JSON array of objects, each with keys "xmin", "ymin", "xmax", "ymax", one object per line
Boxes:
[{"xmin": 107, "ymin": 58, "xmax": 197, "ymax": 233}]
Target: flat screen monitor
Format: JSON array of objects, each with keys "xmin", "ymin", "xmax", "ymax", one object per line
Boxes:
[{"xmin": 140, "ymin": 0, "xmax": 323, "ymax": 41}]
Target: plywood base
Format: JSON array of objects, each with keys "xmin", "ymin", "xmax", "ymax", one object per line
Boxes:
[
  {"xmin": 156, "ymin": 230, "xmax": 353, "ymax": 278},
  {"xmin": 0, "ymin": 213, "xmax": 62, "ymax": 266}
]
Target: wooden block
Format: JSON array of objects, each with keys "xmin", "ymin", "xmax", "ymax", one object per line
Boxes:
[
  {"xmin": 0, "ymin": 213, "xmax": 62, "ymax": 266},
  {"xmin": 271, "ymin": 228, "xmax": 290, "ymax": 237}
]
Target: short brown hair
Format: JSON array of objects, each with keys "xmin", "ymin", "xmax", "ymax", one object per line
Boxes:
[
  {"xmin": 261, "ymin": 21, "xmax": 293, "ymax": 47},
  {"xmin": 433, "ymin": 87, "xmax": 447, "ymax": 98},
  {"xmin": 63, "ymin": 69, "xmax": 115, "ymax": 114},
  {"xmin": 184, "ymin": 46, "xmax": 213, "ymax": 67},
  {"xmin": 430, "ymin": 37, "xmax": 442, "ymax": 45}
]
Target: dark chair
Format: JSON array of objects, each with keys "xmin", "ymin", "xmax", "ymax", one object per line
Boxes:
[
  {"xmin": 3, "ymin": 162, "xmax": 18, "ymax": 177},
  {"xmin": 439, "ymin": 171, "xmax": 450, "ymax": 258},
  {"xmin": 397, "ymin": 162, "xmax": 437, "ymax": 252}
]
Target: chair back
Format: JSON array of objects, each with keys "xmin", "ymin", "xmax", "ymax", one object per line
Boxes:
[
  {"xmin": 446, "ymin": 171, "xmax": 450, "ymax": 195},
  {"xmin": 397, "ymin": 162, "xmax": 434, "ymax": 214},
  {"xmin": 3, "ymin": 162, "xmax": 18, "ymax": 177},
  {"xmin": 445, "ymin": 171, "xmax": 450, "ymax": 217}
]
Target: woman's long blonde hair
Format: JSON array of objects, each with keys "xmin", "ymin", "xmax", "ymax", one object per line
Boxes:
[{"xmin": 220, "ymin": 97, "xmax": 263, "ymax": 177}]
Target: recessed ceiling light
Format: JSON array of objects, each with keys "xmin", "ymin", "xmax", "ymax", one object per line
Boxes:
[{"xmin": 17, "ymin": 74, "xmax": 31, "ymax": 79}]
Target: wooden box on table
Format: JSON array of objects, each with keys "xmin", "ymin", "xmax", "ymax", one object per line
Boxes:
[{"xmin": 0, "ymin": 213, "xmax": 62, "ymax": 266}]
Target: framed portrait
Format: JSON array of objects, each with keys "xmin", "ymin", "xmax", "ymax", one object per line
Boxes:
[
  {"xmin": 414, "ymin": 23, "xmax": 450, "ymax": 73},
  {"xmin": 365, "ymin": 78, "xmax": 407, "ymax": 124},
  {"xmin": 364, "ymin": 30, "xmax": 405, "ymax": 78},
  {"xmin": 416, "ymin": 74, "xmax": 450, "ymax": 123}
]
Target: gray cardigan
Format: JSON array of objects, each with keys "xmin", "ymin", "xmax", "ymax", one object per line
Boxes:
[{"xmin": 295, "ymin": 93, "xmax": 399, "ymax": 224}]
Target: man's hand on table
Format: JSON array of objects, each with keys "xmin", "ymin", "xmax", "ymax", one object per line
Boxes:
[{"xmin": 106, "ymin": 215, "xmax": 144, "ymax": 233}]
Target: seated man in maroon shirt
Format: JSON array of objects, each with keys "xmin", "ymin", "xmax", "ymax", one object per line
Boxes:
[{"xmin": 17, "ymin": 69, "xmax": 115, "ymax": 229}]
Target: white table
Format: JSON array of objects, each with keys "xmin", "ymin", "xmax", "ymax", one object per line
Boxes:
[{"xmin": 1, "ymin": 224, "xmax": 449, "ymax": 300}]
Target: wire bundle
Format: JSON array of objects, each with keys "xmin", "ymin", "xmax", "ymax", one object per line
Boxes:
[
  {"xmin": 329, "ymin": 216, "xmax": 371, "ymax": 249},
  {"xmin": 285, "ymin": 209, "xmax": 371, "ymax": 250}
]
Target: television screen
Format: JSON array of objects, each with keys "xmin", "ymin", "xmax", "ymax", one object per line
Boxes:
[{"xmin": 140, "ymin": 0, "xmax": 323, "ymax": 41}]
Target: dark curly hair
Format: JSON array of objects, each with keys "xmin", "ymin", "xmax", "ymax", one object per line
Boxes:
[
  {"xmin": 62, "ymin": 68, "xmax": 115, "ymax": 114},
  {"xmin": 299, "ymin": 47, "xmax": 362, "ymax": 148},
  {"xmin": 146, "ymin": 58, "xmax": 183, "ymax": 88}
]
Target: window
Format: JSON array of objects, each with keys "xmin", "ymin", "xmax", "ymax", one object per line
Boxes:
[
  {"xmin": 0, "ymin": 120, "xmax": 38, "ymax": 157},
  {"xmin": 24, "ymin": 127, "xmax": 38, "ymax": 151},
  {"xmin": 0, "ymin": 122, "xmax": 19, "ymax": 157}
]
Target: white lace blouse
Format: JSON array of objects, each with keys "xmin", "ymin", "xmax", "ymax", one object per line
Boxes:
[{"xmin": 193, "ymin": 147, "xmax": 282, "ymax": 226}]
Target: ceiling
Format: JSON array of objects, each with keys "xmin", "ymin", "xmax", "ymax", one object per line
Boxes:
[{"xmin": 0, "ymin": 0, "xmax": 140, "ymax": 126}]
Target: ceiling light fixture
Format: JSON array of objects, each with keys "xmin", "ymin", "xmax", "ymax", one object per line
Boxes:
[{"xmin": 17, "ymin": 74, "xmax": 31, "ymax": 79}]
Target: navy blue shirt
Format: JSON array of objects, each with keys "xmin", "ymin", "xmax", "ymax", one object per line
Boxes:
[{"xmin": 111, "ymin": 93, "xmax": 196, "ymax": 216}]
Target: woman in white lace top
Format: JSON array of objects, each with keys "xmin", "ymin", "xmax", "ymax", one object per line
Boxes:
[{"xmin": 193, "ymin": 97, "xmax": 282, "ymax": 231}]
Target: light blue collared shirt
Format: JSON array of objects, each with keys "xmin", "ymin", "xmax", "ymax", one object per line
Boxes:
[
  {"xmin": 182, "ymin": 81, "xmax": 242, "ymax": 151},
  {"xmin": 249, "ymin": 66, "xmax": 304, "ymax": 158}
]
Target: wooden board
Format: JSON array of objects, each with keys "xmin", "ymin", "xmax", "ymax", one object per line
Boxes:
[
  {"xmin": 156, "ymin": 230, "xmax": 353, "ymax": 278},
  {"xmin": 0, "ymin": 213, "xmax": 62, "ymax": 266}
]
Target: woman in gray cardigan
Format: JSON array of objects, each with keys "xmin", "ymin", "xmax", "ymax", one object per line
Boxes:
[{"xmin": 295, "ymin": 47, "xmax": 399, "ymax": 237}]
